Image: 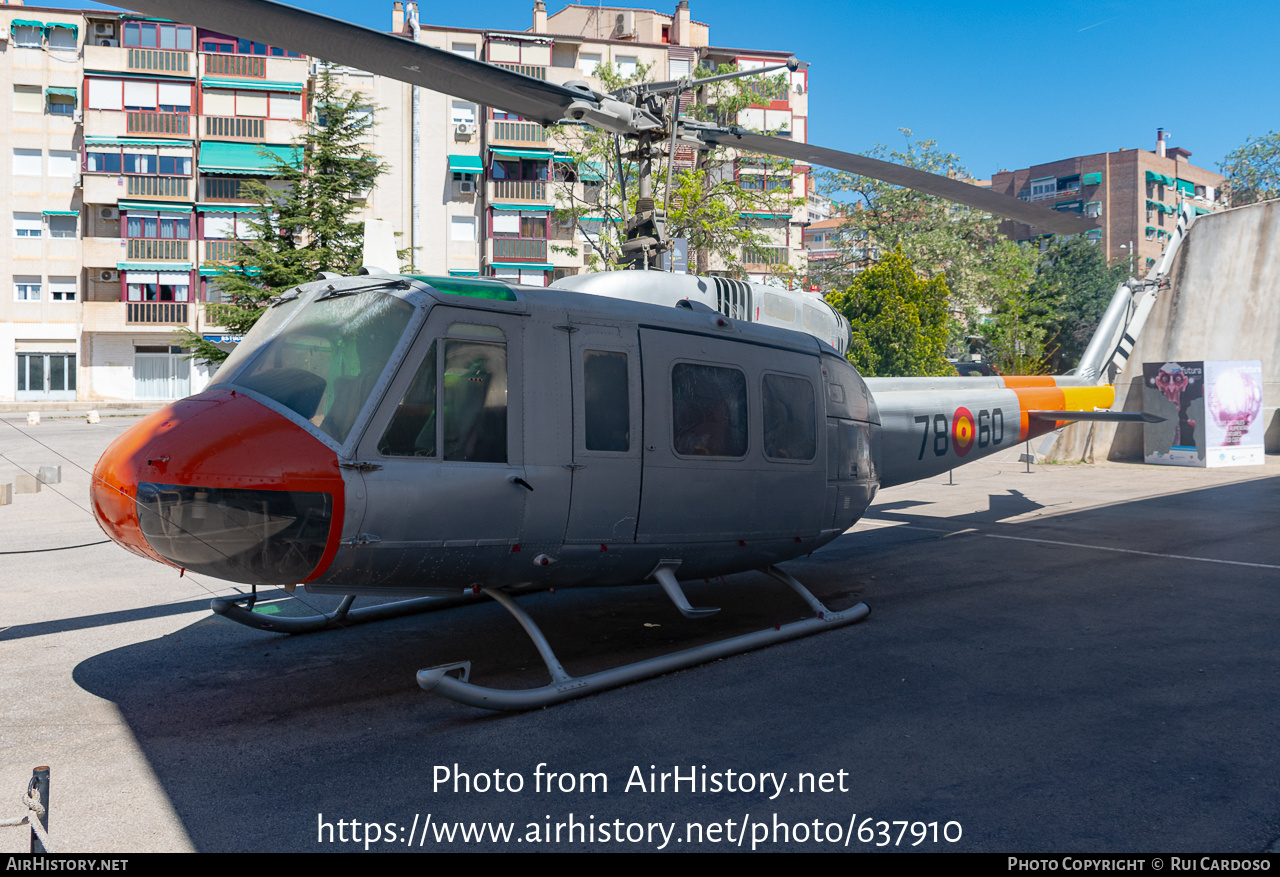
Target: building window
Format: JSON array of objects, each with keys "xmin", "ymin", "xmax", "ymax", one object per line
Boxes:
[
  {"xmin": 452, "ymin": 43, "xmax": 477, "ymax": 59},
  {"xmin": 1085, "ymin": 201, "xmax": 1102, "ymax": 218},
  {"xmin": 127, "ymin": 213, "xmax": 191, "ymax": 239},
  {"xmin": 199, "ymin": 35, "xmax": 297, "ymax": 57},
  {"xmin": 615, "ymin": 56, "xmax": 638, "ymax": 78},
  {"xmin": 14, "ymin": 86, "xmax": 42, "ymax": 113},
  {"xmin": 451, "ymin": 101, "xmax": 477, "ymax": 127},
  {"xmin": 47, "ymin": 216, "xmax": 78, "ymax": 239},
  {"xmin": 50, "ymin": 277, "xmax": 77, "ymax": 302},
  {"xmin": 451, "ymin": 216, "xmax": 477, "ymax": 242},
  {"xmin": 491, "ymin": 158, "xmax": 547, "ymax": 181},
  {"xmin": 47, "ymin": 26, "xmax": 77, "ymax": 52},
  {"xmin": 579, "ymin": 52, "xmax": 601, "ymax": 74},
  {"xmin": 49, "ymin": 151, "xmax": 78, "ymax": 177},
  {"xmin": 15, "ymin": 277, "xmax": 42, "ymax": 301},
  {"xmin": 1029, "ymin": 178, "xmax": 1055, "ymax": 200},
  {"xmin": 12, "ymin": 26, "xmax": 42, "ymax": 48},
  {"xmin": 13, "ymin": 149, "xmax": 42, "ymax": 176},
  {"xmin": 14, "ymin": 214, "xmax": 42, "ymax": 238},
  {"xmin": 123, "ymin": 21, "xmax": 193, "ymax": 50}
]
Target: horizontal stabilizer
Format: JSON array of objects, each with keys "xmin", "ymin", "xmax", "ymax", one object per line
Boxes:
[{"xmin": 1028, "ymin": 410, "xmax": 1164, "ymax": 423}]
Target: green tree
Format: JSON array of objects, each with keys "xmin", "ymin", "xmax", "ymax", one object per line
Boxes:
[
  {"xmin": 550, "ymin": 61, "xmax": 800, "ymax": 279},
  {"xmin": 1219, "ymin": 131, "xmax": 1280, "ymax": 206},
  {"xmin": 182, "ymin": 71, "xmax": 387, "ymax": 365},
  {"xmin": 1027, "ymin": 235, "xmax": 1129, "ymax": 373},
  {"xmin": 825, "ymin": 249, "xmax": 953, "ymax": 377}
]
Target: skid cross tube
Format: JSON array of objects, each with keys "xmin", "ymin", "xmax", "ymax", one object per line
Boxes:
[{"xmin": 417, "ymin": 567, "xmax": 870, "ymax": 710}]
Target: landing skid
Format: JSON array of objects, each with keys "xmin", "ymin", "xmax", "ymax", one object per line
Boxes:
[
  {"xmin": 417, "ymin": 566, "xmax": 870, "ymax": 711},
  {"xmin": 211, "ymin": 589, "xmax": 483, "ymax": 634}
]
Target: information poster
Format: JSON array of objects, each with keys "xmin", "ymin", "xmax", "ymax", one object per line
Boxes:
[{"xmin": 1143, "ymin": 360, "xmax": 1263, "ymax": 467}]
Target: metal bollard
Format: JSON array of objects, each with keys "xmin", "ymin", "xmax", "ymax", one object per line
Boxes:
[{"xmin": 30, "ymin": 766, "xmax": 49, "ymax": 854}]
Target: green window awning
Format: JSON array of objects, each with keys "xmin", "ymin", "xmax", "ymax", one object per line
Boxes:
[
  {"xmin": 580, "ymin": 216, "xmax": 624, "ymax": 223},
  {"xmin": 1145, "ymin": 171, "xmax": 1175, "ymax": 186},
  {"xmin": 118, "ymin": 261, "xmax": 193, "ymax": 271},
  {"xmin": 196, "ymin": 203, "xmax": 258, "ymax": 214},
  {"xmin": 46, "ymin": 22, "xmax": 78, "ymax": 36},
  {"xmin": 42, "ymin": 209, "xmax": 80, "ymax": 216},
  {"xmin": 489, "ymin": 147, "xmax": 553, "ymax": 160},
  {"xmin": 10, "ymin": 20, "xmax": 45, "ymax": 29},
  {"xmin": 118, "ymin": 200, "xmax": 194, "ymax": 213},
  {"xmin": 491, "ymin": 203, "xmax": 551, "ymax": 212},
  {"xmin": 85, "ymin": 137, "xmax": 195, "ymax": 147},
  {"xmin": 1175, "ymin": 178, "xmax": 1195, "ymax": 196},
  {"xmin": 447, "ymin": 154, "xmax": 483, "ymax": 174},
  {"xmin": 200, "ymin": 77, "xmax": 306, "ymax": 93},
  {"xmin": 46, "ymin": 87, "xmax": 77, "ymax": 104},
  {"xmin": 490, "ymin": 261, "xmax": 553, "ymax": 271},
  {"xmin": 1146, "ymin": 200, "xmax": 1175, "ymax": 215},
  {"xmin": 1082, "ymin": 172, "xmax": 1102, "ymax": 186},
  {"xmin": 1194, "ymin": 206, "xmax": 1213, "ymax": 216},
  {"xmin": 447, "ymin": 268, "xmax": 480, "ymax": 276},
  {"xmin": 199, "ymin": 265, "xmax": 261, "ymax": 276},
  {"xmin": 740, "ymin": 212, "xmax": 791, "ymax": 220},
  {"xmin": 1055, "ymin": 200, "xmax": 1083, "ymax": 212},
  {"xmin": 579, "ymin": 161, "xmax": 605, "ymax": 181},
  {"xmin": 199, "ymin": 141, "xmax": 299, "ymax": 175}
]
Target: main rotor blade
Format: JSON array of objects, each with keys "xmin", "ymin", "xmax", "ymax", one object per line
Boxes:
[
  {"xmin": 699, "ymin": 129, "xmax": 1100, "ymax": 236},
  {"xmin": 104, "ymin": 0, "xmax": 589, "ymax": 125}
]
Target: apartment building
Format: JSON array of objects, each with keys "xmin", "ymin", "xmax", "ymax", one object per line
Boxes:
[
  {"xmin": 2, "ymin": 5, "xmax": 308, "ymax": 403},
  {"xmin": 370, "ymin": 0, "xmax": 812, "ymax": 287},
  {"xmin": 1, "ymin": 1, "xmax": 810, "ymax": 403},
  {"xmin": 989, "ymin": 130, "xmax": 1225, "ymax": 271}
]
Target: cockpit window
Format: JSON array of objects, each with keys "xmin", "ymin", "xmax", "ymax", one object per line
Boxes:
[{"xmin": 226, "ymin": 293, "xmax": 415, "ymax": 444}]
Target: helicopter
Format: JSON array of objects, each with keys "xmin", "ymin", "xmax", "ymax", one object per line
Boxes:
[{"xmin": 91, "ymin": 0, "xmax": 1164, "ymax": 710}]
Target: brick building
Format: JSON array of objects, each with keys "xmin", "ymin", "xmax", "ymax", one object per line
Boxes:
[{"xmin": 989, "ymin": 130, "xmax": 1225, "ymax": 272}]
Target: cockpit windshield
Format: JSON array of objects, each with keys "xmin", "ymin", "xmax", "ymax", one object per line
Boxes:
[{"xmin": 212, "ymin": 291, "xmax": 416, "ymax": 445}]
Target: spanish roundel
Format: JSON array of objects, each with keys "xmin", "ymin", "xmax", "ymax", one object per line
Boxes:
[{"xmin": 952, "ymin": 407, "xmax": 976, "ymax": 457}]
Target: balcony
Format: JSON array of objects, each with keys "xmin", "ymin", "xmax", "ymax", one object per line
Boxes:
[
  {"xmin": 127, "ymin": 48, "xmax": 192, "ymax": 75},
  {"xmin": 126, "ymin": 111, "xmax": 191, "ymax": 137},
  {"xmin": 126, "ymin": 239, "xmax": 190, "ymax": 261},
  {"xmin": 203, "ymin": 178, "xmax": 255, "ymax": 202},
  {"xmin": 82, "ymin": 174, "xmax": 127, "ymax": 205},
  {"xmin": 491, "ymin": 121, "xmax": 546, "ymax": 145},
  {"xmin": 126, "ymin": 175, "xmax": 191, "ymax": 199},
  {"xmin": 127, "ymin": 301, "xmax": 189, "ymax": 325},
  {"xmin": 492, "ymin": 238, "xmax": 547, "ymax": 261},
  {"xmin": 204, "ymin": 115, "xmax": 264, "ymax": 141},
  {"xmin": 743, "ymin": 246, "xmax": 789, "ymax": 266},
  {"xmin": 493, "ymin": 62, "xmax": 546, "ymax": 80},
  {"xmin": 491, "ymin": 179, "xmax": 548, "ymax": 202},
  {"xmin": 202, "ymin": 240, "xmax": 244, "ymax": 263},
  {"xmin": 203, "ymin": 53, "xmax": 265, "ymax": 78}
]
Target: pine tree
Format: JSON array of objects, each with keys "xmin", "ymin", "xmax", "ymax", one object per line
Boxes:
[{"xmin": 183, "ymin": 71, "xmax": 386, "ymax": 365}]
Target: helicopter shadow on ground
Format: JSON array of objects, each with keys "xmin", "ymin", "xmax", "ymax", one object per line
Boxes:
[{"xmin": 72, "ymin": 476, "xmax": 1280, "ymax": 852}]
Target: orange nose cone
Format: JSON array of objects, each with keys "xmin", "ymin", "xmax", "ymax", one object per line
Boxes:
[{"xmin": 91, "ymin": 389, "xmax": 345, "ymax": 581}]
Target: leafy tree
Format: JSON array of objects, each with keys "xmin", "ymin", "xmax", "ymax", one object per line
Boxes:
[
  {"xmin": 813, "ymin": 130, "xmax": 1039, "ymax": 320},
  {"xmin": 550, "ymin": 61, "xmax": 800, "ymax": 279},
  {"xmin": 1027, "ymin": 236, "xmax": 1129, "ymax": 373},
  {"xmin": 182, "ymin": 71, "xmax": 387, "ymax": 365},
  {"xmin": 825, "ymin": 249, "xmax": 953, "ymax": 377},
  {"xmin": 1219, "ymin": 131, "xmax": 1280, "ymax": 206}
]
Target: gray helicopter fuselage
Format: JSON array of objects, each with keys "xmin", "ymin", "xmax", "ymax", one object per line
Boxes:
[{"xmin": 270, "ymin": 275, "xmax": 882, "ymax": 596}]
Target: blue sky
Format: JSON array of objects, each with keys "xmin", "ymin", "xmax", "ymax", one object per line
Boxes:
[{"xmin": 50, "ymin": 0, "xmax": 1280, "ymax": 181}]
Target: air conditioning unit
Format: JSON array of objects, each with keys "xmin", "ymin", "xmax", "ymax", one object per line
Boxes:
[
  {"xmin": 98, "ymin": 207, "xmax": 119, "ymax": 220},
  {"xmin": 455, "ymin": 122, "xmax": 475, "ymax": 137},
  {"xmin": 94, "ymin": 22, "xmax": 116, "ymax": 36},
  {"xmin": 614, "ymin": 10, "xmax": 635, "ymax": 36},
  {"xmin": 99, "ymin": 270, "xmax": 119, "ymax": 283},
  {"xmin": 459, "ymin": 179, "xmax": 476, "ymax": 194},
  {"xmin": 97, "ymin": 39, "xmax": 119, "ymax": 47}
]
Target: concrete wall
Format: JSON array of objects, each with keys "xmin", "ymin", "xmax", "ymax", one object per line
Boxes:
[{"xmin": 1051, "ymin": 200, "xmax": 1280, "ymax": 461}]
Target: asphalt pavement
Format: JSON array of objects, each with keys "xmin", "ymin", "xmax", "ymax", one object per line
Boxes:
[{"xmin": 2, "ymin": 411, "xmax": 1278, "ymax": 853}]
